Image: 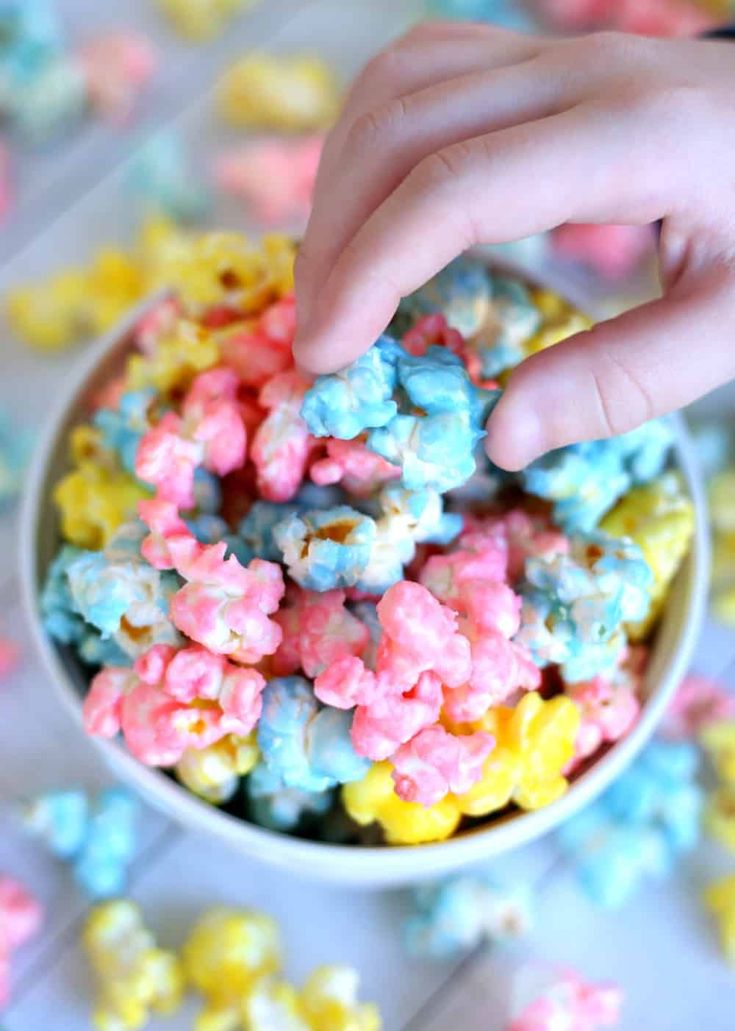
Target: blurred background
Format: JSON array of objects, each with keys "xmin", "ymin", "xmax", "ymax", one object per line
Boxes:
[{"xmin": 1, "ymin": 1, "xmax": 735, "ymax": 1028}]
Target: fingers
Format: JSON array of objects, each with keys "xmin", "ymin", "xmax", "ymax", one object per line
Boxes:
[
  {"xmin": 296, "ymin": 24, "xmax": 544, "ymax": 325},
  {"xmin": 486, "ymin": 262, "xmax": 735, "ymax": 470},
  {"xmin": 294, "ymin": 99, "xmax": 679, "ymax": 373}
]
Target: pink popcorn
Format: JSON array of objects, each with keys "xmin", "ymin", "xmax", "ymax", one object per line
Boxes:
[
  {"xmin": 403, "ymin": 313, "xmax": 465, "ymax": 360},
  {"xmin": 420, "ymin": 529, "xmax": 509, "ymax": 606},
  {"xmin": 508, "ymin": 966, "xmax": 622, "ymax": 1031},
  {"xmin": 297, "ymin": 590, "xmax": 370, "ymax": 678},
  {"xmin": 134, "ymin": 296, "xmax": 182, "ymax": 356},
  {"xmin": 565, "ymin": 675, "xmax": 640, "ymax": 766},
  {"xmin": 169, "ymin": 544, "xmax": 284, "ymax": 663},
  {"xmin": 661, "ymin": 673, "xmax": 735, "ymax": 741},
  {"xmin": 0, "ymin": 141, "xmax": 10, "ymax": 222},
  {"xmin": 313, "ymin": 654, "xmax": 378, "ymax": 710},
  {"xmin": 532, "ymin": 0, "xmax": 712, "ymax": 34},
  {"xmin": 0, "ymin": 638, "xmax": 19, "ymax": 680},
  {"xmin": 84, "ymin": 645, "xmax": 265, "ymax": 766},
  {"xmin": 351, "ymin": 670, "xmax": 445, "ymax": 760},
  {"xmin": 136, "ymin": 368, "xmax": 247, "ymax": 507},
  {"xmin": 310, "ymin": 438, "xmax": 400, "ymax": 497},
  {"xmin": 214, "ymin": 136, "xmax": 323, "ymax": 224},
  {"xmin": 0, "ymin": 876, "xmax": 43, "ymax": 1010},
  {"xmin": 392, "ymin": 725, "xmax": 495, "ymax": 805},
  {"xmin": 550, "ymin": 224, "xmax": 653, "ymax": 281},
  {"xmin": 138, "ymin": 498, "xmax": 199, "ymax": 570},
  {"xmin": 251, "ymin": 370, "xmax": 314, "ymax": 502},
  {"xmin": 464, "ymin": 509, "xmax": 568, "ymax": 584},
  {"xmin": 89, "ymin": 374, "xmax": 126, "ymax": 413},
  {"xmin": 135, "ymin": 411, "xmax": 202, "ymax": 508},
  {"xmin": 78, "ymin": 31, "xmax": 158, "ymax": 123},
  {"xmin": 444, "ymin": 628, "xmax": 540, "ymax": 723},
  {"xmin": 219, "ymin": 295, "xmax": 296, "ymax": 389}
]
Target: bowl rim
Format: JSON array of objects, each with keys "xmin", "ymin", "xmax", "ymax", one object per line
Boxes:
[{"xmin": 19, "ymin": 279, "xmax": 710, "ymax": 882}]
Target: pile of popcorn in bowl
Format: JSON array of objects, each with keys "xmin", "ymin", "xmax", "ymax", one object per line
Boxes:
[{"xmin": 34, "ymin": 224, "xmax": 697, "ymax": 850}]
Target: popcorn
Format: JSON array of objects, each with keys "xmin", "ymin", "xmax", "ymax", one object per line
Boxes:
[
  {"xmin": 83, "ymin": 644, "xmax": 266, "ymax": 766},
  {"xmin": 0, "ymin": 407, "xmax": 32, "ymax": 506},
  {"xmin": 65, "ymin": 537, "xmax": 181, "ymax": 659},
  {"xmin": 83, "ymin": 900, "xmax": 184, "ymax": 1030},
  {"xmin": 557, "ymin": 740, "xmax": 702, "ymax": 907},
  {"xmin": 0, "ymin": 875, "xmax": 43, "ymax": 1010},
  {"xmin": 404, "ymin": 873, "xmax": 533, "ymax": 958},
  {"xmin": 296, "ymin": 965, "xmax": 381, "ymax": 1031},
  {"xmin": 391, "ymin": 725, "xmax": 495, "ymax": 807},
  {"xmin": 600, "ymin": 472, "xmax": 694, "ymax": 639},
  {"xmin": 0, "ymin": 636, "xmax": 19, "ymax": 680},
  {"xmin": 301, "ymin": 334, "xmax": 403, "ymax": 440},
  {"xmin": 78, "ymin": 31, "xmax": 157, "ymax": 123},
  {"xmin": 257, "ymin": 676, "xmax": 370, "ymax": 791},
  {"xmin": 214, "ymin": 135, "xmax": 323, "ymax": 225},
  {"xmin": 251, "ymin": 370, "xmax": 313, "ymax": 503},
  {"xmin": 274, "ymin": 505, "xmax": 376, "ymax": 591},
  {"xmin": 127, "ymin": 131, "xmax": 210, "ymax": 223},
  {"xmin": 522, "ymin": 420, "xmax": 674, "ymax": 533},
  {"xmin": 10, "ymin": 55, "xmax": 86, "ymax": 142},
  {"xmin": 247, "ymin": 761, "xmax": 332, "ymax": 832},
  {"xmin": 704, "ymin": 874, "xmax": 735, "ymax": 964},
  {"xmin": 21, "ymin": 787, "xmax": 138, "ymax": 899},
  {"xmin": 508, "ymin": 965, "xmax": 622, "ymax": 1031},
  {"xmin": 181, "ymin": 907, "xmax": 280, "ymax": 1030},
  {"xmin": 662, "ymin": 674, "xmax": 735, "ymax": 741},
  {"xmin": 700, "ymin": 720, "xmax": 735, "ymax": 787},
  {"xmin": 472, "ymin": 275, "xmax": 542, "ymax": 380},
  {"xmin": 175, "ymin": 731, "xmax": 258, "ymax": 803},
  {"xmin": 550, "ymin": 222, "xmax": 653, "ymax": 280},
  {"xmin": 53, "ymin": 454, "xmax": 149, "ymax": 550},
  {"xmin": 565, "ymin": 668, "xmax": 641, "ymax": 768},
  {"xmin": 155, "ymin": 0, "xmax": 249, "ymax": 39},
  {"xmin": 516, "ymin": 531, "xmax": 653, "ymax": 683},
  {"xmin": 396, "ymin": 255, "xmax": 493, "ymax": 338},
  {"xmin": 126, "ymin": 316, "xmax": 220, "ymax": 395},
  {"xmin": 217, "ymin": 292, "xmax": 295, "ymax": 390},
  {"xmin": 310, "ymin": 439, "xmax": 400, "ymax": 498},
  {"xmin": 94, "ymin": 388, "xmax": 158, "ymax": 475},
  {"xmin": 216, "ymin": 53, "xmax": 339, "ymax": 132}
]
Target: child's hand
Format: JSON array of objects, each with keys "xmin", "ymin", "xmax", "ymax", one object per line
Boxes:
[{"xmin": 293, "ymin": 23, "xmax": 735, "ymax": 469}]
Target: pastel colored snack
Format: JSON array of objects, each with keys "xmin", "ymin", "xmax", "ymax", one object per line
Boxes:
[
  {"xmin": 508, "ymin": 965, "xmax": 622, "ymax": 1031},
  {"xmin": 216, "ymin": 53, "xmax": 339, "ymax": 131},
  {"xmin": 0, "ymin": 875, "xmax": 43, "ymax": 1010},
  {"xmin": 83, "ymin": 899, "xmax": 184, "ymax": 1029},
  {"xmin": 78, "ymin": 31, "xmax": 157, "ymax": 124},
  {"xmin": 274, "ymin": 505, "xmax": 376, "ymax": 591},
  {"xmin": 175, "ymin": 731, "xmax": 258, "ymax": 803},
  {"xmin": 127, "ymin": 131, "xmax": 210, "ymax": 223}
]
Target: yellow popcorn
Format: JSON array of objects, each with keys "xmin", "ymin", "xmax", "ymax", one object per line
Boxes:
[
  {"xmin": 704, "ymin": 785, "xmax": 735, "ymax": 855},
  {"xmin": 298, "ymin": 965, "xmax": 381, "ymax": 1031},
  {"xmin": 216, "ymin": 53, "xmax": 339, "ymax": 132},
  {"xmin": 53, "ymin": 461, "xmax": 148, "ymax": 549},
  {"xmin": 6, "ymin": 267, "xmax": 88, "ymax": 351},
  {"xmin": 342, "ymin": 762, "xmax": 461, "ymax": 846},
  {"xmin": 601, "ymin": 472, "xmax": 694, "ymax": 640},
  {"xmin": 85, "ymin": 248, "xmax": 144, "ymax": 335},
  {"xmin": 465, "ymin": 692, "xmax": 580, "ymax": 814},
  {"xmin": 525, "ymin": 288, "xmax": 592, "ymax": 356},
  {"xmin": 182, "ymin": 908, "xmax": 281, "ymax": 1031},
  {"xmin": 155, "ymin": 0, "xmax": 249, "ymax": 40},
  {"xmin": 125, "ymin": 318, "xmax": 219, "ymax": 394},
  {"xmin": 704, "ymin": 874, "xmax": 735, "ymax": 964},
  {"xmin": 83, "ymin": 900, "xmax": 184, "ymax": 1031},
  {"xmin": 175, "ymin": 733, "xmax": 259, "ymax": 804},
  {"xmin": 701, "ymin": 721, "xmax": 735, "ymax": 787}
]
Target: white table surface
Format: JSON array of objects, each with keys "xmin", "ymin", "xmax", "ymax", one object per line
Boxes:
[{"xmin": 2, "ymin": 2, "xmax": 735, "ymax": 1028}]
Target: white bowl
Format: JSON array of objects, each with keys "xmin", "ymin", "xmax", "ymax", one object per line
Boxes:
[{"xmin": 20, "ymin": 283, "xmax": 709, "ymax": 888}]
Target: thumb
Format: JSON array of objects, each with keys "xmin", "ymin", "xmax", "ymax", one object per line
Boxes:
[{"xmin": 485, "ymin": 264, "xmax": 735, "ymax": 471}]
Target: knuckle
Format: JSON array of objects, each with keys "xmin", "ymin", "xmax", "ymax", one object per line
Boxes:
[
  {"xmin": 590, "ymin": 350, "xmax": 654, "ymax": 438},
  {"xmin": 412, "ymin": 142, "xmax": 473, "ymax": 190},
  {"xmin": 358, "ymin": 46, "xmax": 409, "ymax": 93},
  {"xmin": 345, "ymin": 96, "xmax": 408, "ymax": 156}
]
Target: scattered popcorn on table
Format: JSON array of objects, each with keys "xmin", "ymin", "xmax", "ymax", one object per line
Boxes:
[
  {"xmin": 77, "ymin": 31, "xmax": 157, "ymax": 123},
  {"xmin": 83, "ymin": 899, "xmax": 184, "ymax": 1030},
  {"xmin": 0, "ymin": 408, "xmax": 32, "ymax": 506},
  {"xmin": 127, "ymin": 132, "xmax": 210, "ymax": 223},
  {"xmin": 404, "ymin": 872, "xmax": 533, "ymax": 959},
  {"xmin": 426, "ymin": 0, "xmax": 539, "ymax": 29},
  {"xmin": 557, "ymin": 740, "xmax": 702, "ymax": 908},
  {"xmin": 214, "ymin": 136, "xmax": 323, "ymax": 226},
  {"xmin": 155, "ymin": 0, "xmax": 250, "ymax": 40},
  {"xmin": 662, "ymin": 673, "xmax": 735, "ymax": 741},
  {"xmin": 550, "ymin": 223, "xmax": 654, "ymax": 281},
  {"xmin": 704, "ymin": 873, "xmax": 735, "ymax": 964},
  {"xmin": 0, "ymin": 875, "xmax": 43, "ymax": 1011},
  {"xmin": 216, "ymin": 53, "xmax": 339, "ymax": 132},
  {"xmin": 21, "ymin": 786, "xmax": 139, "ymax": 899},
  {"xmin": 37, "ymin": 238, "xmax": 693, "ymax": 848},
  {"xmin": 507, "ymin": 964, "xmax": 622, "ymax": 1031}
]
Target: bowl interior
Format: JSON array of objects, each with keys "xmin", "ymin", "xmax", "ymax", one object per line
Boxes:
[{"xmin": 20, "ymin": 288, "xmax": 710, "ymax": 887}]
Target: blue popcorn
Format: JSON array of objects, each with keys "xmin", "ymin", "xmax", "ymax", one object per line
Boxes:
[
  {"xmin": 21, "ymin": 786, "xmax": 139, "ymax": 900},
  {"xmin": 186, "ymin": 513, "xmax": 230, "ymax": 544},
  {"xmin": 9, "ymin": 55, "xmax": 87, "ymax": 142},
  {"xmin": 126, "ymin": 131, "xmax": 210, "ymax": 223},
  {"xmin": 247, "ymin": 762, "xmax": 332, "ymax": 832},
  {"xmin": 65, "ymin": 537, "xmax": 180, "ymax": 659},
  {"xmin": 478, "ymin": 276, "xmax": 542, "ymax": 378},
  {"xmin": 40, "ymin": 546, "xmax": 130, "ymax": 668},
  {"xmin": 557, "ymin": 741, "xmax": 702, "ymax": 908},
  {"xmin": 521, "ymin": 419, "xmax": 674, "ymax": 533},
  {"xmin": 93, "ymin": 389, "xmax": 157, "ymax": 475},
  {"xmin": 236, "ymin": 500, "xmax": 303, "ymax": 563},
  {"xmin": 515, "ymin": 531, "xmax": 653, "ymax": 683},
  {"xmin": 191, "ymin": 468, "xmax": 222, "ymax": 514},
  {"xmin": 404, "ymin": 873, "xmax": 533, "ymax": 959},
  {"xmin": 273, "ymin": 505, "xmax": 376, "ymax": 591},
  {"xmin": 300, "ymin": 333, "xmax": 404, "ymax": 439},
  {"xmin": 425, "ymin": 0, "xmax": 538, "ymax": 31},
  {"xmin": 397, "ymin": 255, "xmax": 492, "ymax": 338},
  {"xmin": 0, "ymin": 408, "xmax": 33, "ymax": 507},
  {"xmin": 257, "ymin": 677, "xmax": 370, "ymax": 793},
  {"xmin": 0, "ymin": 0, "xmax": 64, "ymax": 89}
]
